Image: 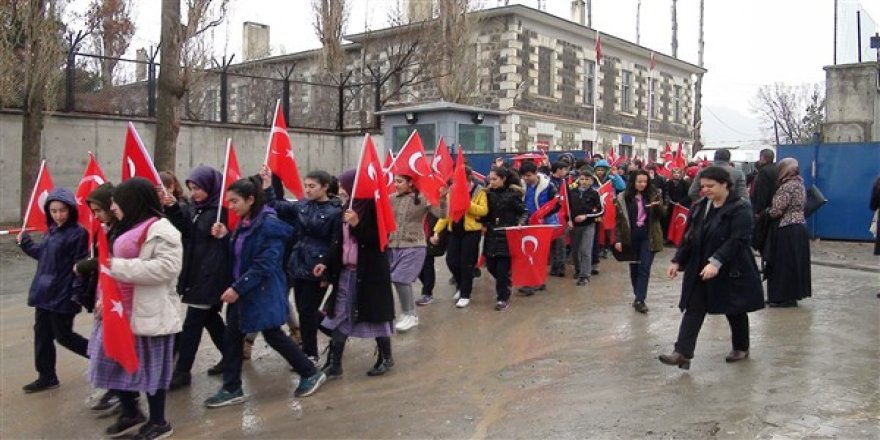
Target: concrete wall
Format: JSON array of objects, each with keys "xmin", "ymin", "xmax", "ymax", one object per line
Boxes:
[
  {"xmin": 823, "ymin": 62, "xmax": 880, "ymax": 143},
  {"xmin": 0, "ymin": 112, "xmax": 380, "ymax": 224}
]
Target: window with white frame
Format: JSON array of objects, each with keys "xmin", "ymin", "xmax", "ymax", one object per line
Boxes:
[
  {"xmin": 621, "ymin": 70, "xmax": 633, "ymax": 113},
  {"xmin": 584, "ymin": 60, "xmax": 595, "ymax": 106},
  {"xmin": 673, "ymin": 85, "xmax": 682, "ymax": 122},
  {"xmin": 649, "ymin": 78, "xmax": 658, "ymax": 118}
]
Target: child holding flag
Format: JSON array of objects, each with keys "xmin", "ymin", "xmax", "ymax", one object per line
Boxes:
[
  {"xmin": 568, "ymin": 171, "xmax": 604, "ymax": 286},
  {"xmin": 482, "ymin": 167, "xmax": 528, "ymax": 311},
  {"xmin": 90, "ymin": 177, "xmax": 183, "ymax": 439},
  {"xmin": 17, "ymin": 188, "xmax": 90, "ymax": 393}
]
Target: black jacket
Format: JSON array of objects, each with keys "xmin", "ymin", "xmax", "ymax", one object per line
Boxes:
[
  {"xmin": 567, "ymin": 186, "xmax": 603, "ymax": 226},
  {"xmin": 665, "ymin": 178, "xmax": 691, "ymax": 208},
  {"xmin": 267, "ymin": 188, "xmax": 343, "ymax": 281},
  {"xmin": 672, "ymin": 196, "xmax": 764, "ymax": 315},
  {"xmin": 482, "ymin": 186, "xmax": 528, "ymax": 257},
  {"xmin": 751, "ymin": 162, "xmax": 779, "ymax": 214},
  {"xmin": 166, "ymin": 203, "xmax": 232, "ymax": 306},
  {"xmin": 325, "ymin": 202, "xmax": 395, "ymax": 323}
]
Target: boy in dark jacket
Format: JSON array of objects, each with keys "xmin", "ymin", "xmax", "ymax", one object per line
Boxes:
[
  {"xmin": 568, "ymin": 172, "xmax": 604, "ymax": 285},
  {"xmin": 17, "ymin": 188, "xmax": 89, "ymax": 393}
]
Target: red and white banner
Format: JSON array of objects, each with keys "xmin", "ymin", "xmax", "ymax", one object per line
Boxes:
[
  {"xmin": 22, "ymin": 160, "xmax": 55, "ymax": 233},
  {"xmin": 505, "ymin": 225, "xmax": 559, "ymax": 286},
  {"xmin": 352, "ymin": 134, "xmax": 397, "ymax": 251},
  {"xmin": 264, "ymin": 100, "xmax": 304, "ymax": 199},
  {"xmin": 122, "ymin": 122, "xmax": 162, "ymax": 186},
  {"xmin": 219, "ymin": 139, "xmax": 242, "ymax": 230},
  {"xmin": 97, "ymin": 228, "xmax": 139, "ymax": 374},
  {"xmin": 76, "ymin": 152, "xmax": 108, "ymax": 244},
  {"xmin": 667, "ymin": 203, "xmax": 689, "ymax": 246}
]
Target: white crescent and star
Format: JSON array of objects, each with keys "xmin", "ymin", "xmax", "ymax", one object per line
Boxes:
[
  {"xmin": 37, "ymin": 190, "xmax": 49, "ymax": 213},
  {"xmin": 111, "ymin": 299, "xmax": 124, "ymax": 318},
  {"xmin": 126, "ymin": 158, "xmax": 136, "ymax": 178},
  {"xmin": 675, "ymin": 213, "xmax": 688, "ymax": 225},
  {"xmin": 521, "ymin": 235, "xmax": 539, "ymax": 265},
  {"xmin": 431, "ymin": 155, "xmax": 443, "ymax": 174},
  {"xmin": 80, "ymin": 175, "xmax": 106, "ymax": 186}
]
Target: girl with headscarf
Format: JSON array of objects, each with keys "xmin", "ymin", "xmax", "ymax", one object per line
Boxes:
[
  {"xmin": 164, "ymin": 166, "xmax": 231, "ymax": 390},
  {"xmin": 89, "ymin": 177, "xmax": 183, "ymax": 439},
  {"xmin": 317, "ymin": 170, "xmax": 396, "ymax": 379},
  {"xmin": 764, "ymin": 158, "xmax": 812, "ymax": 307}
]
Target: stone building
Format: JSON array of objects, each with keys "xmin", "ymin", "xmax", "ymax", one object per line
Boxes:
[
  {"xmin": 180, "ymin": 3, "xmax": 708, "ymax": 158},
  {"xmin": 823, "ymin": 62, "xmax": 880, "ymax": 142}
]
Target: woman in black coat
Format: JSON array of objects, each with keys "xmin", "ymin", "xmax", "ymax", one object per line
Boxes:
[
  {"xmin": 482, "ymin": 167, "xmax": 528, "ymax": 311},
  {"xmin": 164, "ymin": 166, "xmax": 231, "ymax": 388},
  {"xmin": 316, "ymin": 170, "xmax": 396, "ymax": 379},
  {"xmin": 660, "ymin": 166, "xmax": 764, "ymax": 370}
]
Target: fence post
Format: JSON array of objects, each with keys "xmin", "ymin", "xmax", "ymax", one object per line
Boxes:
[
  {"xmin": 337, "ymin": 74, "xmax": 345, "ymax": 131},
  {"xmin": 218, "ymin": 55, "xmax": 234, "ymax": 123},
  {"xmin": 65, "ymin": 50, "xmax": 76, "ymax": 112},
  {"xmin": 279, "ymin": 65, "xmax": 295, "ymax": 126},
  {"xmin": 147, "ymin": 46, "xmax": 159, "ymax": 118},
  {"xmin": 373, "ymin": 79, "xmax": 382, "ymax": 129}
]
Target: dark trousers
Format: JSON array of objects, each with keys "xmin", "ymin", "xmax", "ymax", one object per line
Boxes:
[
  {"xmin": 419, "ymin": 254, "xmax": 436, "ymax": 296},
  {"xmin": 673, "ymin": 285, "xmax": 750, "ymax": 357},
  {"xmin": 485, "ymin": 255, "xmax": 512, "ymax": 302},
  {"xmin": 34, "ymin": 308, "xmax": 89, "ymax": 380},
  {"xmin": 549, "ymin": 237, "xmax": 566, "ymax": 274},
  {"xmin": 292, "ymin": 279, "xmax": 327, "ymax": 357},
  {"xmin": 628, "ymin": 225, "xmax": 655, "ymax": 302},
  {"xmin": 116, "ymin": 389, "xmax": 166, "ymax": 424},
  {"xmin": 174, "ymin": 305, "xmax": 226, "ymax": 374},
  {"xmin": 221, "ymin": 303, "xmax": 316, "ymax": 392},
  {"xmin": 445, "ymin": 231, "xmax": 481, "ymax": 299}
]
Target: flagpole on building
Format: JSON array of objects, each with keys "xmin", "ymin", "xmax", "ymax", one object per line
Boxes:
[
  {"xmin": 647, "ymin": 62, "xmax": 653, "ymax": 153},
  {"xmin": 217, "ymin": 138, "xmax": 232, "ymax": 224},
  {"xmin": 20, "ymin": 160, "xmax": 46, "ymax": 233},
  {"xmin": 264, "ymin": 99, "xmax": 281, "ymax": 165}
]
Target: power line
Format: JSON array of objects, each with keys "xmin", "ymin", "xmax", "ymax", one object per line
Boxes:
[{"xmin": 704, "ymin": 106, "xmax": 760, "ymax": 137}]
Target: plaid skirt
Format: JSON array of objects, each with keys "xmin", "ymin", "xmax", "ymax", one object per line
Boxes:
[
  {"xmin": 387, "ymin": 247, "xmax": 427, "ymax": 284},
  {"xmin": 322, "ymin": 268, "xmax": 394, "ymax": 339},
  {"xmin": 87, "ymin": 321, "xmax": 174, "ymax": 394}
]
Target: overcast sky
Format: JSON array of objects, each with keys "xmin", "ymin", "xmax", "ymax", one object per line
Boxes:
[{"xmin": 106, "ymin": 0, "xmax": 880, "ymax": 145}]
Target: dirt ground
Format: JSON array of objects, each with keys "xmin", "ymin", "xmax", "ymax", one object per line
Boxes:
[{"xmin": 0, "ymin": 240, "xmax": 878, "ymax": 439}]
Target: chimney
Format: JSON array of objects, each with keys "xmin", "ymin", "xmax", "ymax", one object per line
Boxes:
[
  {"xmin": 405, "ymin": 0, "xmax": 433, "ymax": 23},
  {"xmin": 243, "ymin": 21, "xmax": 270, "ymax": 61},
  {"xmin": 571, "ymin": 0, "xmax": 586, "ymax": 26},
  {"xmin": 135, "ymin": 48, "xmax": 148, "ymax": 81}
]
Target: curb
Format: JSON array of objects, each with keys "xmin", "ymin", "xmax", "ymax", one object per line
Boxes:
[{"xmin": 811, "ymin": 259, "xmax": 880, "ymax": 273}]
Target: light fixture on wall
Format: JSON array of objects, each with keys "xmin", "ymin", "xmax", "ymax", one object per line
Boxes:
[
  {"xmin": 472, "ymin": 112, "xmax": 485, "ymax": 124},
  {"xmin": 405, "ymin": 112, "xmax": 418, "ymax": 124}
]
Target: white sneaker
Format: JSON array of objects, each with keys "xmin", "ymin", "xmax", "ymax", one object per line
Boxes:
[
  {"xmin": 455, "ymin": 298, "xmax": 470, "ymax": 308},
  {"xmin": 453, "ymin": 290, "xmax": 460, "ymax": 300},
  {"xmin": 395, "ymin": 315, "xmax": 419, "ymax": 332}
]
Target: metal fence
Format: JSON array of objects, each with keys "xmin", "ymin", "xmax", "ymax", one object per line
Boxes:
[{"xmin": 16, "ymin": 50, "xmax": 379, "ymax": 131}]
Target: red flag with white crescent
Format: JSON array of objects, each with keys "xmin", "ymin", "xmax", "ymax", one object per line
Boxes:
[
  {"xmin": 432, "ymin": 138, "xmax": 454, "ymax": 183},
  {"xmin": 391, "ymin": 131, "xmax": 442, "ymax": 205},
  {"xmin": 122, "ymin": 122, "xmax": 161, "ymax": 186},
  {"xmin": 76, "ymin": 152, "xmax": 108, "ymax": 244},
  {"xmin": 220, "ymin": 140, "xmax": 242, "ymax": 230},
  {"xmin": 22, "ymin": 160, "xmax": 55, "ymax": 233},
  {"xmin": 597, "ymin": 181, "xmax": 617, "ymax": 245},
  {"xmin": 382, "ymin": 151, "xmax": 396, "ymax": 193},
  {"xmin": 505, "ymin": 225, "xmax": 558, "ymax": 286},
  {"xmin": 265, "ymin": 100, "xmax": 305, "ymax": 199},
  {"xmin": 667, "ymin": 203, "xmax": 689, "ymax": 246},
  {"xmin": 97, "ymin": 228, "xmax": 139, "ymax": 374},
  {"xmin": 353, "ymin": 134, "xmax": 397, "ymax": 250}
]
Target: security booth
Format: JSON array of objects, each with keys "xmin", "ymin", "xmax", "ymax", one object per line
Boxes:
[{"xmin": 375, "ymin": 102, "xmax": 503, "ymax": 154}]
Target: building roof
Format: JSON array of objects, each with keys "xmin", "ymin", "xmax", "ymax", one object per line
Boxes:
[
  {"xmin": 374, "ymin": 101, "xmax": 507, "ymax": 116},
  {"xmin": 345, "ymin": 4, "xmax": 707, "ymax": 75}
]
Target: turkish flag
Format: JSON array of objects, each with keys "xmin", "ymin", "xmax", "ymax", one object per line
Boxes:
[
  {"xmin": 392, "ymin": 131, "xmax": 442, "ymax": 205},
  {"xmin": 448, "ymin": 149, "xmax": 471, "ymax": 223},
  {"xmin": 220, "ymin": 139, "xmax": 242, "ymax": 230},
  {"xmin": 607, "ymin": 146, "xmax": 617, "ymax": 165},
  {"xmin": 674, "ymin": 141, "xmax": 687, "ymax": 170},
  {"xmin": 22, "ymin": 160, "xmax": 55, "ymax": 233},
  {"xmin": 667, "ymin": 203, "xmax": 689, "ymax": 246},
  {"xmin": 97, "ymin": 228, "xmax": 139, "ymax": 374},
  {"xmin": 595, "ymin": 32, "xmax": 603, "ymax": 63},
  {"xmin": 597, "ymin": 180, "xmax": 617, "ymax": 245},
  {"xmin": 382, "ymin": 151, "xmax": 396, "ymax": 193},
  {"xmin": 432, "ymin": 138, "xmax": 454, "ymax": 183},
  {"xmin": 556, "ymin": 177, "xmax": 571, "ymax": 236},
  {"xmin": 353, "ymin": 134, "xmax": 396, "ymax": 251},
  {"xmin": 122, "ymin": 122, "xmax": 161, "ymax": 186},
  {"xmin": 506, "ymin": 225, "xmax": 559, "ymax": 286},
  {"xmin": 529, "ymin": 198, "xmax": 559, "ymax": 225},
  {"xmin": 76, "ymin": 152, "xmax": 108, "ymax": 244},
  {"xmin": 265, "ymin": 100, "xmax": 305, "ymax": 199}
]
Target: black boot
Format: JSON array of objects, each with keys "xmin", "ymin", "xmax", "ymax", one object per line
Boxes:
[
  {"xmin": 366, "ymin": 337, "xmax": 394, "ymax": 376},
  {"xmin": 321, "ymin": 339, "xmax": 345, "ymax": 379}
]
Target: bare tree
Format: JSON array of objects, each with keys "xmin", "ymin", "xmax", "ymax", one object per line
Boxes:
[
  {"xmin": 85, "ymin": 0, "xmax": 135, "ymax": 88},
  {"xmin": 312, "ymin": 0, "xmax": 348, "ymax": 73},
  {"xmin": 751, "ymin": 83, "xmax": 825, "ymax": 144},
  {"xmin": 0, "ymin": 0, "xmax": 68, "ymax": 211},
  {"xmin": 430, "ymin": 0, "xmax": 482, "ymax": 103},
  {"xmin": 154, "ymin": 0, "xmax": 228, "ymax": 172},
  {"xmin": 671, "ymin": 0, "xmax": 678, "ymax": 57},
  {"xmin": 692, "ymin": 0, "xmax": 704, "ymax": 151}
]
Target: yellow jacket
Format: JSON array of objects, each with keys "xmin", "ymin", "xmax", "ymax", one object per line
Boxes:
[{"xmin": 434, "ymin": 189, "xmax": 488, "ymax": 233}]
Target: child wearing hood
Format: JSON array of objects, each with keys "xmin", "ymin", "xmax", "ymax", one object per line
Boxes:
[{"xmin": 16, "ymin": 188, "xmax": 90, "ymax": 393}]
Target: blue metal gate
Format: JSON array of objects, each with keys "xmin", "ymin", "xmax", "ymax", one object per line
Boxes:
[{"xmin": 777, "ymin": 142, "xmax": 880, "ymax": 241}]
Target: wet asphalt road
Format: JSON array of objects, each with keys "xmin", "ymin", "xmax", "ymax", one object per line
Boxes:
[{"xmin": 0, "ymin": 242, "xmax": 878, "ymax": 439}]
